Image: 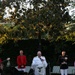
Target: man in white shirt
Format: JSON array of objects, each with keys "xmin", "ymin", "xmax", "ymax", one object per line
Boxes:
[{"xmin": 31, "ymin": 51, "xmax": 47, "ymax": 75}]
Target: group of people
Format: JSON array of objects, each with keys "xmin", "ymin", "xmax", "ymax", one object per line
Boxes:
[
  {"xmin": 17, "ymin": 50, "xmax": 68, "ymax": 75},
  {"xmin": 16, "ymin": 50, "xmax": 47, "ymax": 75},
  {"xmin": 0, "ymin": 50, "xmax": 68, "ymax": 75}
]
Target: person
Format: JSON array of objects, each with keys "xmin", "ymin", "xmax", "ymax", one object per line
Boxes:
[
  {"xmin": 58, "ymin": 51, "xmax": 68, "ymax": 75},
  {"xmin": 0, "ymin": 58, "xmax": 10, "ymax": 69},
  {"xmin": 31, "ymin": 51, "xmax": 47, "ymax": 75},
  {"xmin": 17, "ymin": 50, "xmax": 27, "ymax": 73},
  {"xmin": 0, "ymin": 58, "xmax": 10, "ymax": 75},
  {"xmin": 0, "ymin": 58, "xmax": 3, "ymax": 73}
]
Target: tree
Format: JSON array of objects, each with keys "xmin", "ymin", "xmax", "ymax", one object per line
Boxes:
[{"xmin": 0, "ymin": 0, "xmax": 75, "ymax": 45}]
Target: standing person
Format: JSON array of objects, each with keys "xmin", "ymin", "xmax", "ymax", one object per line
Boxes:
[
  {"xmin": 58, "ymin": 51, "xmax": 68, "ymax": 75},
  {"xmin": 0, "ymin": 58, "xmax": 3, "ymax": 70},
  {"xmin": 17, "ymin": 50, "xmax": 27, "ymax": 72},
  {"xmin": 0, "ymin": 58, "xmax": 10, "ymax": 75},
  {"xmin": 0, "ymin": 58, "xmax": 3, "ymax": 74},
  {"xmin": 31, "ymin": 51, "xmax": 47, "ymax": 75}
]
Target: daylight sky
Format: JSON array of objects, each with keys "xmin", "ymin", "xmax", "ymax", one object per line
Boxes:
[
  {"xmin": 3, "ymin": 0, "xmax": 46, "ymax": 18},
  {"xmin": 2, "ymin": 0, "xmax": 75, "ymax": 20}
]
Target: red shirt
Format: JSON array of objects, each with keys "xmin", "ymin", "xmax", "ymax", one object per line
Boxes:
[
  {"xmin": 0, "ymin": 58, "xmax": 2, "ymax": 64},
  {"xmin": 17, "ymin": 55, "xmax": 27, "ymax": 68}
]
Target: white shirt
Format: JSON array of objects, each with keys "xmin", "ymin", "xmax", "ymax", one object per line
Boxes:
[{"xmin": 31, "ymin": 56, "xmax": 47, "ymax": 75}]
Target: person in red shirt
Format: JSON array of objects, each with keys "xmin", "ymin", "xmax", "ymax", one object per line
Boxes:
[
  {"xmin": 17, "ymin": 50, "xmax": 27, "ymax": 72},
  {"xmin": 0, "ymin": 58, "xmax": 3, "ymax": 71}
]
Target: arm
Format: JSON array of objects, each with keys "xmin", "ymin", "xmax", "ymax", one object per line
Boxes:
[
  {"xmin": 31, "ymin": 57, "xmax": 38, "ymax": 69},
  {"xmin": 42, "ymin": 57, "xmax": 47, "ymax": 68},
  {"xmin": 17, "ymin": 56, "xmax": 21, "ymax": 66},
  {"xmin": 58, "ymin": 55, "xmax": 62, "ymax": 65},
  {"xmin": 63, "ymin": 55, "xmax": 68, "ymax": 64},
  {"xmin": 65, "ymin": 55, "xmax": 68, "ymax": 61},
  {"xmin": 1, "ymin": 58, "xmax": 10, "ymax": 64},
  {"xmin": 23, "ymin": 56, "xmax": 27, "ymax": 66},
  {"xmin": 31, "ymin": 58, "xmax": 36, "ymax": 66}
]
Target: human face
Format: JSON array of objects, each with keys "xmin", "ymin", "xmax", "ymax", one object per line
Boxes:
[
  {"xmin": 37, "ymin": 51, "xmax": 42, "ymax": 57},
  {"xmin": 62, "ymin": 51, "xmax": 66, "ymax": 56},
  {"xmin": 20, "ymin": 50, "xmax": 23, "ymax": 55}
]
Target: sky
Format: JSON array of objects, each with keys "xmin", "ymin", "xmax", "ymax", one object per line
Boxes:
[
  {"xmin": 3, "ymin": 0, "xmax": 45, "ymax": 19},
  {"xmin": 65, "ymin": 2, "xmax": 75, "ymax": 20},
  {"xmin": 3, "ymin": 0, "xmax": 33, "ymax": 18},
  {"xmin": 2, "ymin": 0, "xmax": 75, "ymax": 20}
]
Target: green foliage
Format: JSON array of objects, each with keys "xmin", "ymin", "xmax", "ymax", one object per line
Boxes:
[{"xmin": 0, "ymin": 0, "xmax": 75, "ymax": 45}]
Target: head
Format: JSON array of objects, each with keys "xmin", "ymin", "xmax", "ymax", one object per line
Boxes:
[
  {"xmin": 37, "ymin": 51, "xmax": 42, "ymax": 57},
  {"xmin": 20, "ymin": 50, "xmax": 23, "ymax": 55},
  {"xmin": 61, "ymin": 51, "xmax": 66, "ymax": 56}
]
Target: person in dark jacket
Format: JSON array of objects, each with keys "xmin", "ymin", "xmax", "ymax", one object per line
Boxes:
[{"xmin": 58, "ymin": 51, "xmax": 68, "ymax": 75}]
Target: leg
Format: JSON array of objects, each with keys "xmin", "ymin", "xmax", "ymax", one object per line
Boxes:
[
  {"xmin": 23, "ymin": 72, "xmax": 28, "ymax": 75},
  {"xmin": 60, "ymin": 69, "xmax": 64, "ymax": 75},
  {"xmin": 64, "ymin": 69, "xmax": 68, "ymax": 75}
]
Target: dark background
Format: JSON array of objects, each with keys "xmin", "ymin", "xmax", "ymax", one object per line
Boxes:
[{"xmin": 0, "ymin": 39, "xmax": 75, "ymax": 73}]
